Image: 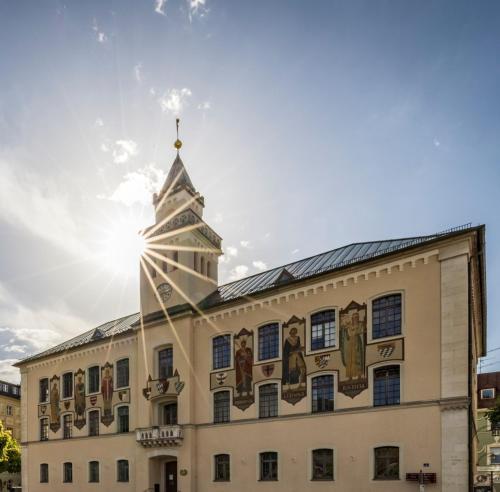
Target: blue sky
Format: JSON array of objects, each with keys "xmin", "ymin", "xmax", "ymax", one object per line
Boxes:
[{"xmin": 0, "ymin": 0, "xmax": 499, "ymax": 382}]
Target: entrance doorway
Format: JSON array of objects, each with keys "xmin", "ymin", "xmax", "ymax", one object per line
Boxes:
[{"xmin": 165, "ymin": 461, "xmax": 177, "ymax": 492}]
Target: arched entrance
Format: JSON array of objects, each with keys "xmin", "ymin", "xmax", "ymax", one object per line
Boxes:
[{"xmin": 147, "ymin": 450, "xmax": 178, "ymax": 492}]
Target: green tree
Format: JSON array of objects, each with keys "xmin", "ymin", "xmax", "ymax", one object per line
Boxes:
[
  {"xmin": 0, "ymin": 420, "xmax": 21, "ymax": 474},
  {"xmin": 485, "ymin": 397, "xmax": 500, "ymax": 431}
]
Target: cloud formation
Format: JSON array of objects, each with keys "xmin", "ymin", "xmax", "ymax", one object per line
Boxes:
[
  {"xmin": 134, "ymin": 63, "xmax": 143, "ymax": 83},
  {"xmin": 228, "ymin": 264, "xmax": 248, "ymax": 281},
  {"xmin": 155, "ymin": 0, "xmax": 167, "ymax": 16},
  {"xmin": 226, "ymin": 246, "xmax": 238, "ymax": 257},
  {"xmin": 159, "ymin": 88, "xmax": 192, "ymax": 115},
  {"xmin": 252, "ymin": 260, "xmax": 267, "ymax": 271},
  {"xmin": 112, "ymin": 140, "xmax": 138, "ymax": 164}
]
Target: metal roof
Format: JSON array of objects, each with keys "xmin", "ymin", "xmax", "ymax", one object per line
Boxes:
[
  {"xmin": 18, "ymin": 223, "xmax": 476, "ymax": 364},
  {"xmin": 18, "ymin": 312, "xmax": 140, "ymax": 365}
]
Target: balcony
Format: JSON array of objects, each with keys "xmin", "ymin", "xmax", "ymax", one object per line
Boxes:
[{"xmin": 136, "ymin": 425, "xmax": 183, "ymax": 447}]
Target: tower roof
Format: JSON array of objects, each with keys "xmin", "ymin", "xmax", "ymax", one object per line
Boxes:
[{"xmin": 156, "ymin": 153, "xmax": 196, "ymax": 203}]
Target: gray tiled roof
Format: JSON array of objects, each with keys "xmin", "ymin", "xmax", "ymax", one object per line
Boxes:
[
  {"xmin": 18, "ymin": 312, "xmax": 140, "ymax": 365},
  {"xmin": 18, "ymin": 223, "xmax": 475, "ymax": 364}
]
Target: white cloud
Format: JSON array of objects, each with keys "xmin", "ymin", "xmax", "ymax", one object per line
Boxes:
[
  {"xmin": 252, "ymin": 260, "xmax": 267, "ymax": 271},
  {"xmin": 226, "ymin": 246, "xmax": 238, "ymax": 257},
  {"xmin": 187, "ymin": 0, "xmax": 207, "ymax": 20},
  {"xmin": 213, "ymin": 212, "xmax": 223, "ymax": 224},
  {"xmin": 3, "ymin": 344, "xmax": 27, "ymax": 354},
  {"xmin": 92, "ymin": 18, "xmax": 108, "ymax": 43},
  {"xmin": 155, "ymin": 0, "xmax": 167, "ymax": 15},
  {"xmin": 100, "ymin": 143, "xmax": 110, "ymax": 152},
  {"xmin": 94, "ymin": 117, "xmax": 104, "ymax": 127},
  {"xmin": 149, "ymin": 87, "xmax": 156, "ymax": 96},
  {"xmin": 159, "ymin": 88, "xmax": 192, "ymax": 115},
  {"xmin": 291, "ymin": 248, "xmax": 300, "ymax": 255},
  {"xmin": 197, "ymin": 101, "xmax": 211, "ymax": 110},
  {"xmin": 0, "ymin": 157, "xmax": 90, "ymax": 257},
  {"xmin": 228, "ymin": 265, "xmax": 248, "ymax": 281},
  {"xmin": 134, "ymin": 63, "xmax": 143, "ymax": 83},
  {"xmin": 112, "ymin": 139, "xmax": 138, "ymax": 164},
  {"xmin": 104, "ymin": 163, "xmax": 166, "ymax": 207},
  {"xmin": 0, "ymin": 359, "xmax": 20, "ymax": 384},
  {"xmin": 240, "ymin": 240, "xmax": 251, "ymax": 248}
]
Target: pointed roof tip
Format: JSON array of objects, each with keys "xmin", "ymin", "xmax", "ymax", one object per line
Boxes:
[{"xmin": 158, "ymin": 152, "xmax": 196, "ymax": 200}]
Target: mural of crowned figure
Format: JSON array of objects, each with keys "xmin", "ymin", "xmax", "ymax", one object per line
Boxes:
[{"xmin": 15, "ymin": 132, "xmax": 487, "ymax": 492}]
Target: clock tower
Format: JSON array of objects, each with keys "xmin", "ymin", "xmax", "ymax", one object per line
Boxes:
[{"xmin": 139, "ymin": 121, "xmax": 222, "ymax": 318}]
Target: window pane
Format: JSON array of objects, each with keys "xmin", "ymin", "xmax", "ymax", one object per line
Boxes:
[
  {"xmin": 40, "ymin": 418, "xmax": 49, "ymax": 441},
  {"xmin": 374, "ymin": 366, "xmax": 400, "ymax": 406},
  {"xmin": 88, "ymin": 366, "xmax": 100, "ymax": 393},
  {"xmin": 116, "ymin": 359, "xmax": 129, "ymax": 388},
  {"xmin": 312, "ymin": 449, "xmax": 334, "ymax": 480},
  {"xmin": 214, "ymin": 391, "xmax": 230, "ymax": 424},
  {"xmin": 259, "ymin": 384, "xmax": 278, "ymax": 418},
  {"xmin": 312, "ymin": 375, "xmax": 334, "ymax": 413},
  {"xmin": 372, "ymin": 295, "xmax": 402, "ymax": 339},
  {"xmin": 39, "ymin": 378, "xmax": 49, "ymax": 403},
  {"xmin": 62, "ymin": 373, "xmax": 73, "ymax": 399},
  {"xmin": 311, "ymin": 311, "xmax": 336, "ymax": 350},
  {"xmin": 89, "ymin": 461, "xmax": 99, "ymax": 483},
  {"xmin": 163, "ymin": 403, "xmax": 178, "ymax": 425},
  {"xmin": 117, "ymin": 407, "xmax": 129, "ymax": 433},
  {"xmin": 374, "ymin": 447, "xmax": 399, "ymax": 480},
  {"xmin": 89, "ymin": 410, "xmax": 100, "ymax": 436},
  {"xmin": 213, "ymin": 335, "xmax": 231, "ymax": 370},
  {"xmin": 214, "ymin": 454, "xmax": 230, "ymax": 481},
  {"xmin": 259, "ymin": 324, "xmax": 279, "ymax": 360},
  {"xmin": 63, "ymin": 415, "xmax": 72, "ymax": 439},
  {"xmin": 40, "ymin": 464, "xmax": 49, "ymax": 483},
  {"xmin": 159, "ymin": 348, "xmax": 173, "ymax": 378},
  {"xmin": 492, "ymin": 448, "xmax": 500, "ymax": 464},
  {"xmin": 117, "ymin": 460, "xmax": 129, "ymax": 482},
  {"xmin": 63, "ymin": 463, "xmax": 73, "ymax": 483},
  {"xmin": 260, "ymin": 452, "xmax": 278, "ymax": 481}
]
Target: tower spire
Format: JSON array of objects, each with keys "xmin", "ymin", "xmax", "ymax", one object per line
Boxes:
[{"xmin": 174, "ymin": 117, "xmax": 182, "ymax": 152}]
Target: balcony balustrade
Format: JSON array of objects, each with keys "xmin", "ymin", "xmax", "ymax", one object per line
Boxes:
[{"xmin": 136, "ymin": 425, "xmax": 183, "ymax": 447}]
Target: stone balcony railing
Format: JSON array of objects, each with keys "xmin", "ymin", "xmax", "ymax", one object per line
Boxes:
[{"xmin": 136, "ymin": 425, "xmax": 183, "ymax": 447}]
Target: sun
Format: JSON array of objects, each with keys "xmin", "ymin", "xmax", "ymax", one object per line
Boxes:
[{"xmin": 98, "ymin": 216, "xmax": 147, "ymax": 277}]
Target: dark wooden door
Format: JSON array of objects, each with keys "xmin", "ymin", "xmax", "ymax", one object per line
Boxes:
[{"xmin": 165, "ymin": 461, "xmax": 177, "ymax": 492}]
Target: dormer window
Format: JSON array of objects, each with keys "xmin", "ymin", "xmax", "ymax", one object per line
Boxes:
[{"xmin": 481, "ymin": 388, "xmax": 496, "ymax": 400}]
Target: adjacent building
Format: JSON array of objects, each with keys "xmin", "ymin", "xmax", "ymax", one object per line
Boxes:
[{"xmin": 15, "ymin": 139, "xmax": 487, "ymax": 491}]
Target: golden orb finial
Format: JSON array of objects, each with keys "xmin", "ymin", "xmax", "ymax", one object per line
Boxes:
[{"xmin": 174, "ymin": 118, "xmax": 182, "ymax": 151}]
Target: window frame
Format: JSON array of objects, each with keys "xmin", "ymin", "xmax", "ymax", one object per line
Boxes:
[
  {"xmin": 87, "ymin": 365, "xmax": 100, "ymax": 395},
  {"xmin": 63, "ymin": 462, "xmax": 73, "ymax": 483},
  {"xmin": 213, "ymin": 389, "xmax": 231, "ymax": 424},
  {"xmin": 257, "ymin": 381, "xmax": 280, "ymax": 419},
  {"xmin": 310, "ymin": 448, "xmax": 335, "ymax": 481},
  {"xmin": 258, "ymin": 451, "xmax": 279, "ymax": 482},
  {"xmin": 88, "ymin": 460, "xmax": 100, "ymax": 483},
  {"xmin": 62, "ymin": 413, "xmax": 73, "ymax": 439},
  {"xmin": 310, "ymin": 373, "xmax": 335, "ymax": 413},
  {"xmin": 369, "ymin": 362, "xmax": 403, "ymax": 406},
  {"xmin": 115, "ymin": 358, "xmax": 130, "ymax": 389},
  {"xmin": 488, "ymin": 445, "xmax": 500, "ymax": 465},
  {"xmin": 211, "ymin": 333, "xmax": 233, "ymax": 371},
  {"xmin": 213, "ymin": 453, "xmax": 231, "ymax": 482},
  {"xmin": 372, "ymin": 445, "xmax": 401, "ymax": 481},
  {"xmin": 88, "ymin": 409, "xmax": 100, "ymax": 437},
  {"xmin": 307, "ymin": 307, "xmax": 339, "ymax": 354},
  {"xmin": 117, "ymin": 459, "xmax": 129, "ymax": 482},
  {"xmin": 40, "ymin": 463, "xmax": 49, "ymax": 483},
  {"xmin": 256, "ymin": 321, "xmax": 281, "ymax": 363},
  {"xmin": 481, "ymin": 388, "xmax": 496, "ymax": 400},
  {"xmin": 61, "ymin": 371, "xmax": 74, "ymax": 400},
  {"xmin": 39, "ymin": 377, "xmax": 49, "ymax": 404},
  {"xmin": 367, "ymin": 291, "xmax": 405, "ymax": 343},
  {"xmin": 156, "ymin": 345, "xmax": 174, "ymax": 379},
  {"xmin": 116, "ymin": 405, "xmax": 130, "ymax": 433},
  {"xmin": 39, "ymin": 417, "xmax": 49, "ymax": 441}
]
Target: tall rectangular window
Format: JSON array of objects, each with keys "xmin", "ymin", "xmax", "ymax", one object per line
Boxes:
[
  {"xmin": 260, "ymin": 452, "xmax": 278, "ymax": 481},
  {"xmin": 374, "ymin": 447, "xmax": 399, "ymax": 480},
  {"xmin": 258, "ymin": 323, "xmax": 279, "ymax": 360},
  {"xmin": 312, "ymin": 375, "xmax": 334, "ymax": 413},
  {"xmin": 312, "ymin": 449, "xmax": 334, "ymax": 480},
  {"xmin": 116, "ymin": 359, "xmax": 129, "ymax": 388},
  {"xmin": 62, "ymin": 372, "xmax": 73, "ymax": 399},
  {"xmin": 40, "ymin": 418, "xmax": 49, "ymax": 441},
  {"xmin": 259, "ymin": 384, "xmax": 278, "ymax": 419},
  {"xmin": 88, "ymin": 366, "xmax": 100, "ymax": 393},
  {"xmin": 63, "ymin": 414, "xmax": 73, "ymax": 439},
  {"xmin": 372, "ymin": 294, "xmax": 402, "ymax": 339},
  {"xmin": 39, "ymin": 378, "xmax": 49, "ymax": 403},
  {"xmin": 89, "ymin": 461, "xmax": 99, "ymax": 483},
  {"xmin": 117, "ymin": 460, "xmax": 129, "ymax": 482},
  {"xmin": 374, "ymin": 366, "xmax": 400, "ymax": 406},
  {"xmin": 212, "ymin": 335, "xmax": 231, "ymax": 370},
  {"xmin": 311, "ymin": 310, "xmax": 336, "ymax": 350},
  {"xmin": 6, "ymin": 405, "xmax": 12, "ymax": 416},
  {"xmin": 159, "ymin": 347, "xmax": 173, "ymax": 379},
  {"xmin": 491, "ymin": 447, "xmax": 500, "ymax": 465},
  {"xmin": 117, "ymin": 406, "xmax": 129, "ymax": 433},
  {"xmin": 40, "ymin": 463, "xmax": 49, "ymax": 483},
  {"xmin": 214, "ymin": 454, "xmax": 230, "ymax": 482},
  {"xmin": 89, "ymin": 410, "xmax": 99, "ymax": 436},
  {"xmin": 213, "ymin": 391, "xmax": 230, "ymax": 424},
  {"xmin": 63, "ymin": 462, "xmax": 73, "ymax": 483}
]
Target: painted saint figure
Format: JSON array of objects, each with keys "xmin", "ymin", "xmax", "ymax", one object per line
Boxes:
[
  {"xmin": 282, "ymin": 327, "xmax": 306, "ymax": 388},
  {"xmin": 50, "ymin": 379, "xmax": 60, "ymax": 430},
  {"xmin": 101, "ymin": 365, "xmax": 114, "ymax": 422},
  {"xmin": 235, "ymin": 339, "xmax": 253, "ymax": 396},
  {"xmin": 74, "ymin": 372, "xmax": 86, "ymax": 428},
  {"xmin": 340, "ymin": 311, "xmax": 365, "ymax": 380}
]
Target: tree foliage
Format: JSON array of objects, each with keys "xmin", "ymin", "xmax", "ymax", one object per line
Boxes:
[
  {"xmin": 0, "ymin": 420, "xmax": 20, "ymax": 474},
  {"xmin": 485, "ymin": 397, "xmax": 500, "ymax": 429}
]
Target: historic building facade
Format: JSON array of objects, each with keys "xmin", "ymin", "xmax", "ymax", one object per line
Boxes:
[{"xmin": 16, "ymin": 139, "xmax": 486, "ymax": 491}]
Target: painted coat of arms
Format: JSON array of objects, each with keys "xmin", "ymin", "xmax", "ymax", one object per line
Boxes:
[
  {"xmin": 339, "ymin": 301, "xmax": 367, "ymax": 398},
  {"xmin": 233, "ymin": 328, "xmax": 254, "ymax": 411},
  {"xmin": 282, "ymin": 316, "xmax": 307, "ymax": 405}
]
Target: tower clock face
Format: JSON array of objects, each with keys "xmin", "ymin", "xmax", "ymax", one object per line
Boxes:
[{"xmin": 157, "ymin": 282, "xmax": 172, "ymax": 302}]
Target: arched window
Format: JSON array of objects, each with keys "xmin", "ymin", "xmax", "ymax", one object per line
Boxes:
[
  {"xmin": 312, "ymin": 449, "xmax": 334, "ymax": 481},
  {"xmin": 259, "ymin": 384, "xmax": 278, "ymax": 418},
  {"xmin": 259, "ymin": 452, "xmax": 278, "ymax": 481},
  {"xmin": 373, "ymin": 366, "xmax": 400, "ymax": 406},
  {"xmin": 162, "ymin": 402, "xmax": 178, "ymax": 425},
  {"xmin": 116, "ymin": 359, "xmax": 129, "ymax": 388},
  {"xmin": 88, "ymin": 365, "xmax": 100, "ymax": 394},
  {"xmin": 40, "ymin": 463, "xmax": 49, "ymax": 483},
  {"xmin": 193, "ymin": 252, "xmax": 198, "ymax": 272},
  {"xmin": 200, "ymin": 256, "xmax": 205, "ymax": 275},
  {"xmin": 207, "ymin": 261, "xmax": 212, "ymax": 278},
  {"xmin": 372, "ymin": 294, "xmax": 402, "ymax": 339},
  {"xmin": 158, "ymin": 347, "xmax": 173, "ymax": 378},
  {"xmin": 311, "ymin": 375, "xmax": 334, "ymax": 413},
  {"xmin": 63, "ymin": 462, "xmax": 73, "ymax": 483},
  {"xmin": 88, "ymin": 410, "xmax": 99, "ymax": 436},
  {"xmin": 214, "ymin": 454, "xmax": 230, "ymax": 482},
  {"xmin": 213, "ymin": 391, "xmax": 230, "ymax": 424},
  {"xmin": 212, "ymin": 335, "xmax": 231, "ymax": 370},
  {"xmin": 117, "ymin": 406, "xmax": 129, "ymax": 433},
  {"xmin": 258, "ymin": 323, "xmax": 279, "ymax": 360},
  {"xmin": 374, "ymin": 446, "xmax": 399, "ymax": 480},
  {"xmin": 40, "ymin": 417, "xmax": 49, "ymax": 441},
  {"xmin": 117, "ymin": 460, "xmax": 129, "ymax": 482},
  {"xmin": 88, "ymin": 461, "xmax": 99, "ymax": 483}
]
